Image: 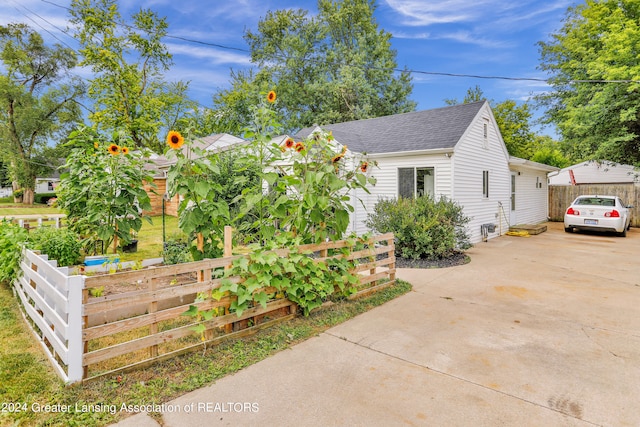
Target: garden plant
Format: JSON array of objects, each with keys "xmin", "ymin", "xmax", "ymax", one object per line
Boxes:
[
  {"xmin": 56, "ymin": 126, "xmax": 154, "ymax": 254},
  {"xmin": 166, "ymin": 90, "xmax": 377, "ymax": 316}
]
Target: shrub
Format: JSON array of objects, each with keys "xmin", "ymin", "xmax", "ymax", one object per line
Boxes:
[
  {"xmin": 27, "ymin": 227, "xmax": 82, "ymax": 267},
  {"xmin": 366, "ymin": 196, "xmax": 471, "ymax": 260},
  {"xmin": 163, "ymin": 233, "xmax": 192, "ymax": 265},
  {"xmin": 0, "ymin": 220, "xmax": 28, "ymax": 284},
  {"xmin": 34, "ymin": 192, "xmax": 57, "ymax": 205}
]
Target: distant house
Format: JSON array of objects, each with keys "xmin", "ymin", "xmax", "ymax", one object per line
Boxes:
[
  {"xmin": 296, "ymin": 101, "xmax": 558, "ymax": 243},
  {"xmin": 548, "ymin": 160, "xmax": 638, "ymax": 186}
]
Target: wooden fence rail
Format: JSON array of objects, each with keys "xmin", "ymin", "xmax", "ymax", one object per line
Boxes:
[
  {"xmin": 14, "ymin": 231, "xmax": 395, "ymax": 383},
  {"xmin": 549, "ymin": 184, "xmax": 640, "ymax": 227}
]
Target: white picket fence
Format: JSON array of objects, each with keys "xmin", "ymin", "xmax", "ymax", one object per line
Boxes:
[
  {"xmin": 12, "ymin": 249, "xmax": 84, "ymax": 383},
  {"xmin": 0, "ymin": 214, "xmax": 66, "ymax": 229}
]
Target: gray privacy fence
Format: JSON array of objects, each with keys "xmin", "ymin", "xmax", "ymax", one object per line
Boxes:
[{"xmin": 549, "ymin": 184, "xmax": 640, "ymax": 227}]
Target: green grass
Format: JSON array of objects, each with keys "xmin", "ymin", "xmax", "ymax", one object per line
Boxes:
[
  {"xmin": 0, "ymin": 279, "xmax": 412, "ymax": 427},
  {"xmin": 0, "ymin": 204, "xmax": 61, "ymax": 216},
  {"xmin": 119, "ymin": 215, "xmax": 181, "ymax": 262}
]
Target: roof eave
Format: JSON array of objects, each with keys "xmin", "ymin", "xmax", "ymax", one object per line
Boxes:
[
  {"xmin": 509, "ymin": 156, "xmax": 560, "ymax": 172},
  {"xmin": 362, "ymin": 147, "xmax": 455, "ymax": 158}
]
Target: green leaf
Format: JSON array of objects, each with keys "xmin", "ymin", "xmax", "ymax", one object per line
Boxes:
[
  {"xmin": 190, "ymin": 324, "xmax": 206, "ymax": 335},
  {"xmin": 182, "ymin": 305, "xmax": 199, "ymax": 317}
]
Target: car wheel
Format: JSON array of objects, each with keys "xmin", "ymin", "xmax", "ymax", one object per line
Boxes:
[
  {"xmin": 618, "ymin": 228, "xmax": 627, "ymax": 237},
  {"xmin": 564, "ymin": 227, "xmax": 572, "ymax": 233}
]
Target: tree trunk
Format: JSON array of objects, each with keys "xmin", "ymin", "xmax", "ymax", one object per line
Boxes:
[{"xmin": 22, "ymin": 188, "xmax": 34, "ymax": 205}]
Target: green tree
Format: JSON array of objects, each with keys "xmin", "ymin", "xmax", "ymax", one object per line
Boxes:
[
  {"xmin": 493, "ymin": 100, "xmax": 537, "ymax": 159},
  {"xmin": 538, "ymin": 0, "xmax": 640, "ymax": 165},
  {"xmin": 69, "ymin": 0, "xmax": 195, "ymax": 152},
  {"xmin": 530, "ymin": 135, "xmax": 572, "ymax": 168},
  {"xmin": 0, "ymin": 24, "xmax": 83, "ymax": 204},
  {"xmin": 214, "ymin": 0, "xmax": 415, "ymax": 134},
  {"xmin": 444, "ymin": 85, "xmax": 486, "ymax": 105}
]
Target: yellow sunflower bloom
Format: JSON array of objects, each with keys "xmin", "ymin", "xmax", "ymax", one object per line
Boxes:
[
  {"xmin": 267, "ymin": 91, "xmax": 277, "ymax": 103},
  {"xmin": 121, "ymin": 147, "xmax": 129, "ymax": 155},
  {"xmin": 108, "ymin": 144, "xmax": 120, "ymax": 155},
  {"xmin": 294, "ymin": 142, "xmax": 305, "ymax": 153},
  {"xmin": 166, "ymin": 131, "xmax": 184, "ymax": 149}
]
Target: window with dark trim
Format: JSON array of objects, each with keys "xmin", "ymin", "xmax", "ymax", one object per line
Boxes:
[
  {"xmin": 482, "ymin": 170, "xmax": 489, "ymax": 198},
  {"xmin": 398, "ymin": 167, "xmax": 435, "ymax": 198}
]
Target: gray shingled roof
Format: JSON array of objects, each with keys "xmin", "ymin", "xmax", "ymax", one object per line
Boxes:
[{"xmin": 295, "ymin": 101, "xmax": 486, "ymax": 154}]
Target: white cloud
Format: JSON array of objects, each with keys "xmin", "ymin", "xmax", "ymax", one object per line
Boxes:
[
  {"xmin": 384, "ymin": 0, "xmax": 502, "ymax": 26},
  {"xmin": 165, "ymin": 43, "xmax": 251, "ymax": 66}
]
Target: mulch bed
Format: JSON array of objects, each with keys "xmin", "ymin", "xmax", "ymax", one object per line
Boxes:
[{"xmin": 393, "ymin": 252, "xmax": 469, "ymax": 269}]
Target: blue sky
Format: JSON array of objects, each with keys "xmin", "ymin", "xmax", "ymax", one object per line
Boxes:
[{"xmin": 0, "ymin": 0, "xmax": 579, "ymax": 135}]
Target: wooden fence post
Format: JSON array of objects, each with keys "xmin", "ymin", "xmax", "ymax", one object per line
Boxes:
[{"xmin": 223, "ymin": 226, "xmax": 233, "ymax": 333}]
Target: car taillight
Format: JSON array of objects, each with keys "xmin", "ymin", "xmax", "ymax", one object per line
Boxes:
[
  {"xmin": 566, "ymin": 207, "xmax": 579, "ymax": 215},
  {"xmin": 605, "ymin": 210, "xmax": 620, "ymax": 218}
]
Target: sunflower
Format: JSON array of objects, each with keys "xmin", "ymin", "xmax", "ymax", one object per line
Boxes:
[
  {"xmin": 267, "ymin": 90, "xmax": 277, "ymax": 103},
  {"xmin": 121, "ymin": 147, "xmax": 130, "ymax": 155},
  {"xmin": 93, "ymin": 142, "xmax": 99, "ymax": 149},
  {"xmin": 166, "ymin": 130, "xmax": 184, "ymax": 149},
  {"xmin": 294, "ymin": 142, "xmax": 306, "ymax": 153},
  {"xmin": 331, "ymin": 154, "xmax": 343, "ymax": 163},
  {"xmin": 108, "ymin": 144, "xmax": 120, "ymax": 155},
  {"xmin": 284, "ymin": 138, "xmax": 295, "ymax": 149},
  {"xmin": 360, "ymin": 162, "xmax": 369, "ymax": 173}
]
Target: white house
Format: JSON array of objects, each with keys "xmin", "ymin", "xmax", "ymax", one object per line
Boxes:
[
  {"xmin": 548, "ymin": 160, "xmax": 638, "ymax": 186},
  {"xmin": 296, "ymin": 101, "xmax": 558, "ymax": 243}
]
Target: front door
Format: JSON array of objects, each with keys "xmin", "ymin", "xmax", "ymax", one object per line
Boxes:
[{"xmin": 510, "ymin": 172, "xmax": 517, "ymax": 226}]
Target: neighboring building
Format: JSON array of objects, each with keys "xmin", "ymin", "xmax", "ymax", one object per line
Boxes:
[
  {"xmin": 296, "ymin": 101, "xmax": 558, "ymax": 243},
  {"xmin": 548, "ymin": 160, "xmax": 638, "ymax": 186},
  {"xmin": 144, "ymin": 133, "xmax": 248, "ymax": 216},
  {"xmin": 35, "ymin": 177, "xmax": 60, "ymax": 194}
]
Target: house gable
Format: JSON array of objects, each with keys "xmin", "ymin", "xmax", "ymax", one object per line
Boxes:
[{"xmin": 450, "ymin": 102, "xmax": 511, "ymax": 242}]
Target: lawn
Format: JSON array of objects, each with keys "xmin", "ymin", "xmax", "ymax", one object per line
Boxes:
[
  {"xmin": 0, "ymin": 203, "xmax": 181, "ymax": 263},
  {"xmin": 0, "ymin": 203, "xmax": 61, "ymax": 216}
]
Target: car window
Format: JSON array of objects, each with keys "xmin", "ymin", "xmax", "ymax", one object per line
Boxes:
[{"xmin": 574, "ymin": 197, "xmax": 615, "ymax": 206}]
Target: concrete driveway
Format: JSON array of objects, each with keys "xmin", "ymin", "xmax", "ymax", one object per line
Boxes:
[{"xmin": 114, "ymin": 222, "xmax": 640, "ymax": 427}]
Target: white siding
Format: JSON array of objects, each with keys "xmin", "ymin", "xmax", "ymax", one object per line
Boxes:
[
  {"xmin": 548, "ymin": 161, "xmax": 638, "ymax": 185},
  {"xmin": 510, "ymin": 166, "xmax": 549, "ymax": 225},
  {"xmin": 452, "ymin": 103, "xmax": 510, "ymax": 243},
  {"xmin": 350, "ymin": 153, "xmax": 453, "ymax": 235}
]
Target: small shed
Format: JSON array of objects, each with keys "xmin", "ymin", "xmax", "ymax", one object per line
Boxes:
[{"xmin": 548, "ymin": 160, "xmax": 638, "ymax": 186}]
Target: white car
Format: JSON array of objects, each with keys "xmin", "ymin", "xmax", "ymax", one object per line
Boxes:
[{"xmin": 564, "ymin": 195, "xmax": 632, "ymax": 237}]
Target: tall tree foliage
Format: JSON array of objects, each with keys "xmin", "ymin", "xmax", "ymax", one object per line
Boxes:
[
  {"xmin": 69, "ymin": 0, "xmax": 195, "ymax": 152},
  {"xmin": 214, "ymin": 0, "xmax": 415, "ymax": 134},
  {"xmin": 0, "ymin": 24, "xmax": 83, "ymax": 204},
  {"xmin": 538, "ymin": 0, "xmax": 640, "ymax": 165}
]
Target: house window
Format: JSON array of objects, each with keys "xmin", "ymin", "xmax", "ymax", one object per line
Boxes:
[
  {"xmin": 398, "ymin": 167, "xmax": 435, "ymax": 198},
  {"xmin": 482, "ymin": 170, "xmax": 489, "ymax": 198},
  {"xmin": 483, "ymin": 119, "xmax": 489, "ymax": 149}
]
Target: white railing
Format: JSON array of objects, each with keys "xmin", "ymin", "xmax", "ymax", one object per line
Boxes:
[
  {"xmin": 0, "ymin": 214, "xmax": 66, "ymax": 229},
  {"xmin": 12, "ymin": 249, "xmax": 84, "ymax": 383}
]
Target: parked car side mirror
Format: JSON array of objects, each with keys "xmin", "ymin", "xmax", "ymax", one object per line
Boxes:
[{"xmin": 627, "ymin": 205, "xmax": 634, "ymax": 209}]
